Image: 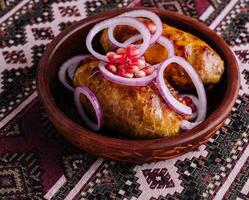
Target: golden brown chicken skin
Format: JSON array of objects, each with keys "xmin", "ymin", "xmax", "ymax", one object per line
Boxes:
[
  {"xmin": 74, "ymin": 61, "xmax": 187, "ymax": 139},
  {"xmin": 100, "ymin": 20, "xmax": 224, "ymax": 89}
]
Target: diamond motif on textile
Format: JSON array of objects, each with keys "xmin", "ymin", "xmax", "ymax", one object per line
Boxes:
[
  {"xmin": 0, "ymin": 116, "xmax": 21, "ymax": 137},
  {"xmin": 0, "ymin": 167, "xmax": 27, "ymax": 195},
  {"xmin": 31, "ymin": 27, "xmax": 54, "ymax": 40},
  {"xmin": 2, "ymin": 50, "xmax": 27, "ymax": 64},
  {"xmin": 235, "ymin": 50, "xmax": 249, "ymax": 64},
  {"xmin": 0, "ymin": 153, "xmax": 43, "ymax": 198},
  {"xmin": 62, "ymin": 154, "xmax": 96, "ymax": 178},
  {"xmin": 58, "ymin": 5, "xmax": 80, "ymax": 17},
  {"xmin": 142, "ymin": 168, "xmax": 175, "ymax": 189}
]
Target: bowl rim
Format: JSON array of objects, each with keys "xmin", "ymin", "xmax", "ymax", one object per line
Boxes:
[{"xmin": 36, "ymin": 7, "xmax": 240, "ymax": 151}]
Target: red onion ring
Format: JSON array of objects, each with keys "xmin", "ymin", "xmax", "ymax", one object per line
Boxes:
[
  {"xmin": 58, "ymin": 55, "xmax": 85, "ymax": 91},
  {"xmin": 86, "ymin": 17, "xmax": 151, "ymax": 61},
  {"xmin": 98, "ymin": 62, "xmax": 157, "ymax": 86},
  {"xmin": 123, "ymin": 34, "xmax": 142, "ymax": 47},
  {"xmin": 108, "ymin": 10, "xmax": 162, "ymax": 46},
  {"xmin": 67, "ymin": 55, "xmax": 94, "ymax": 81},
  {"xmin": 74, "ymin": 86, "xmax": 103, "ymax": 131},
  {"xmin": 181, "ymin": 119, "xmax": 201, "ymax": 130},
  {"xmin": 157, "ymin": 36, "xmax": 174, "ymax": 58},
  {"xmin": 157, "ymin": 56, "xmax": 207, "ymax": 116},
  {"xmin": 181, "ymin": 93, "xmax": 206, "ymax": 130}
]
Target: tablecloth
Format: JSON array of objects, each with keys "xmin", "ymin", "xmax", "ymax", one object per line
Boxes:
[{"xmin": 0, "ymin": 0, "xmax": 248, "ymax": 199}]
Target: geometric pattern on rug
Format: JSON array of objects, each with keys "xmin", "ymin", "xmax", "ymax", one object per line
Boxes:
[
  {"xmin": 0, "ymin": 152, "xmax": 43, "ymax": 199},
  {"xmin": 0, "ymin": 0, "xmax": 249, "ymax": 200},
  {"xmin": 74, "ymin": 160, "xmax": 142, "ymax": 200}
]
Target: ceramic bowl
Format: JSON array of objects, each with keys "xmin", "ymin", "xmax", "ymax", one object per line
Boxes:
[{"xmin": 36, "ymin": 8, "xmax": 240, "ymax": 163}]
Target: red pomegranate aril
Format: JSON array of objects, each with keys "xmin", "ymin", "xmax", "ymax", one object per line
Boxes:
[
  {"xmin": 126, "ymin": 65, "xmax": 140, "ymax": 73},
  {"xmin": 183, "ymin": 96, "xmax": 197, "ymax": 112},
  {"xmin": 137, "ymin": 58, "xmax": 146, "ymax": 69},
  {"xmin": 132, "ymin": 48, "xmax": 140, "ymax": 56},
  {"xmin": 142, "ymin": 21, "xmax": 157, "ymax": 33},
  {"xmin": 113, "ymin": 54, "xmax": 126, "ymax": 64},
  {"xmin": 143, "ymin": 66, "xmax": 155, "ymax": 75},
  {"xmin": 127, "ymin": 57, "xmax": 138, "ymax": 65},
  {"xmin": 183, "ymin": 96, "xmax": 192, "ymax": 105},
  {"xmin": 117, "ymin": 48, "xmax": 126, "ymax": 55},
  {"xmin": 106, "ymin": 45, "xmax": 153, "ymax": 79},
  {"xmin": 147, "ymin": 23, "xmax": 157, "ymax": 33},
  {"xmin": 118, "ymin": 64, "xmax": 127, "ymax": 70},
  {"xmin": 118, "ymin": 68, "xmax": 134, "ymax": 78},
  {"xmin": 107, "ymin": 52, "xmax": 115, "ymax": 56},
  {"xmin": 126, "ymin": 45, "xmax": 139, "ymax": 57},
  {"xmin": 106, "ymin": 52, "xmax": 116, "ymax": 63},
  {"xmin": 106, "ymin": 64, "xmax": 117, "ymax": 73},
  {"xmin": 135, "ymin": 70, "xmax": 146, "ymax": 78}
]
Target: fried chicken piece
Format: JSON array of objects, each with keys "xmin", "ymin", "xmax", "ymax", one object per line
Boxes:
[
  {"xmin": 100, "ymin": 20, "xmax": 224, "ymax": 89},
  {"xmin": 74, "ymin": 61, "xmax": 186, "ymax": 139}
]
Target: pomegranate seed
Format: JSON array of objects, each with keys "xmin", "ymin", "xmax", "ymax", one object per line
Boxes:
[
  {"xmin": 117, "ymin": 68, "xmax": 134, "ymax": 78},
  {"xmin": 183, "ymin": 96, "xmax": 192, "ymax": 106},
  {"xmin": 143, "ymin": 21, "xmax": 157, "ymax": 33},
  {"xmin": 183, "ymin": 96, "xmax": 197, "ymax": 112},
  {"xmin": 132, "ymin": 48, "xmax": 140, "ymax": 56},
  {"xmin": 126, "ymin": 45, "xmax": 139, "ymax": 57},
  {"xmin": 126, "ymin": 65, "xmax": 140, "ymax": 73},
  {"xmin": 126, "ymin": 47, "xmax": 133, "ymax": 57},
  {"xmin": 107, "ymin": 52, "xmax": 115, "ymax": 56},
  {"xmin": 147, "ymin": 23, "xmax": 157, "ymax": 33},
  {"xmin": 106, "ymin": 64, "xmax": 117, "ymax": 73},
  {"xmin": 135, "ymin": 70, "xmax": 146, "ymax": 78},
  {"xmin": 113, "ymin": 54, "xmax": 122, "ymax": 59},
  {"xmin": 128, "ymin": 57, "xmax": 139, "ymax": 65},
  {"xmin": 112, "ymin": 54, "xmax": 125, "ymax": 64},
  {"xmin": 137, "ymin": 58, "xmax": 146, "ymax": 69},
  {"xmin": 107, "ymin": 52, "xmax": 116, "ymax": 63},
  {"xmin": 127, "ymin": 44, "xmax": 135, "ymax": 50},
  {"xmin": 143, "ymin": 66, "xmax": 155, "ymax": 75},
  {"xmin": 118, "ymin": 64, "xmax": 127, "ymax": 70},
  {"xmin": 124, "ymin": 73, "xmax": 134, "ymax": 78},
  {"xmin": 117, "ymin": 48, "xmax": 126, "ymax": 55}
]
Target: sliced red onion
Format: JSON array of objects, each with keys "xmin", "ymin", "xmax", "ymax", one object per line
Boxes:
[
  {"xmin": 157, "ymin": 56, "xmax": 207, "ymax": 117},
  {"xmin": 67, "ymin": 55, "xmax": 94, "ymax": 81},
  {"xmin": 86, "ymin": 17, "xmax": 151, "ymax": 61},
  {"xmin": 74, "ymin": 86, "xmax": 103, "ymax": 131},
  {"xmin": 181, "ymin": 120, "xmax": 202, "ymax": 130},
  {"xmin": 58, "ymin": 55, "xmax": 84, "ymax": 91},
  {"xmin": 180, "ymin": 94, "xmax": 199, "ymax": 121},
  {"xmin": 123, "ymin": 34, "xmax": 141, "ymax": 47},
  {"xmin": 98, "ymin": 62, "xmax": 157, "ymax": 86},
  {"xmin": 108, "ymin": 10, "xmax": 162, "ymax": 47},
  {"xmin": 181, "ymin": 93, "xmax": 206, "ymax": 130},
  {"xmin": 157, "ymin": 36, "xmax": 174, "ymax": 58}
]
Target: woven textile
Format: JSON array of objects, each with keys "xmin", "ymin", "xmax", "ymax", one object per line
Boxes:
[{"xmin": 0, "ymin": 0, "xmax": 248, "ymax": 199}]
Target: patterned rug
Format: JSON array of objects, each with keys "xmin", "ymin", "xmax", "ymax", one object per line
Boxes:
[{"xmin": 0, "ymin": 0, "xmax": 248, "ymax": 199}]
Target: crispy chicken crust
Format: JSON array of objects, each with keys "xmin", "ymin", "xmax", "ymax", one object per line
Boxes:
[
  {"xmin": 100, "ymin": 20, "xmax": 224, "ymax": 89},
  {"xmin": 74, "ymin": 61, "xmax": 185, "ymax": 138}
]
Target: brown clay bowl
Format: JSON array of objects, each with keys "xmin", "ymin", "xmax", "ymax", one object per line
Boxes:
[{"xmin": 36, "ymin": 7, "xmax": 240, "ymax": 163}]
